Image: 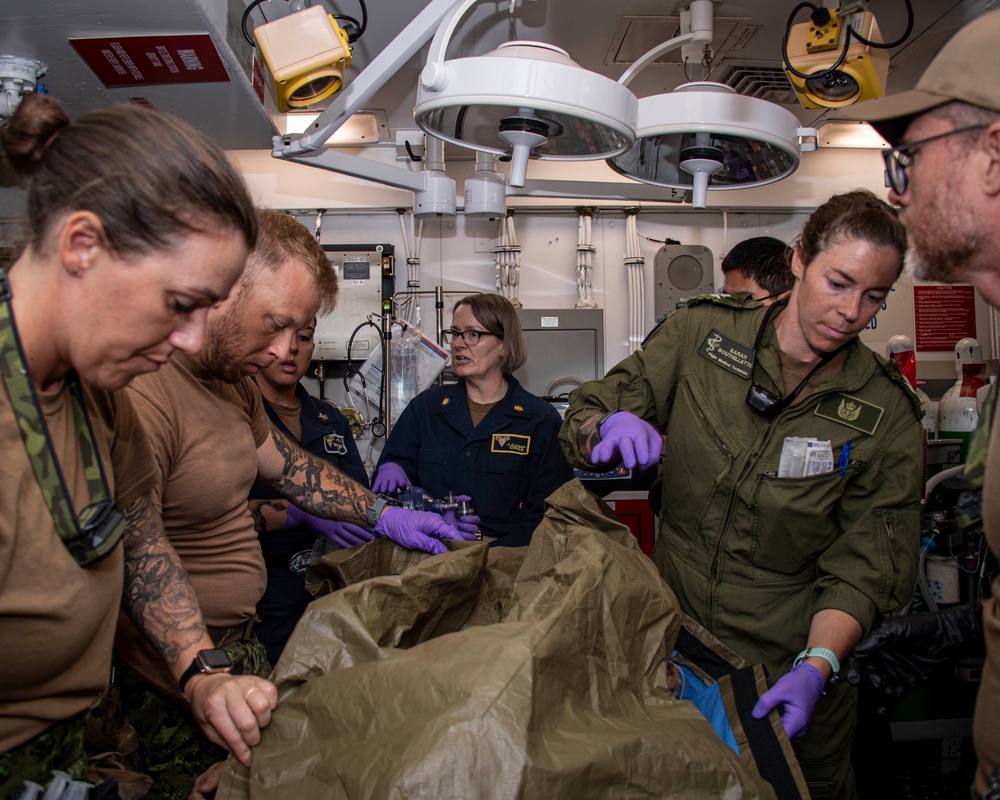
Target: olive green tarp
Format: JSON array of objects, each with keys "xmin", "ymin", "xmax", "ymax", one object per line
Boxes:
[{"xmin": 217, "ymin": 480, "xmax": 807, "ymax": 799}]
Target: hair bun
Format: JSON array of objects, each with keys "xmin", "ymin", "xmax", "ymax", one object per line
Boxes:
[{"xmin": 0, "ymin": 93, "xmax": 70, "ymax": 178}]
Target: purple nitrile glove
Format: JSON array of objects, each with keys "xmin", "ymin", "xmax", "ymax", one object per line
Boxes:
[
  {"xmin": 441, "ymin": 495, "xmax": 481, "ymax": 540},
  {"xmin": 590, "ymin": 411, "xmax": 662, "ymax": 470},
  {"xmin": 372, "ymin": 462, "xmax": 411, "ymax": 494},
  {"xmin": 285, "ymin": 505, "xmax": 375, "ymax": 548},
  {"xmin": 751, "ymin": 663, "xmax": 825, "ymax": 739},
  {"xmin": 374, "ymin": 506, "xmax": 462, "ymax": 555}
]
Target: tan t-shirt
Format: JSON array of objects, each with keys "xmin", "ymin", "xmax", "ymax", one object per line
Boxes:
[
  {"xmin": 0, "ymin": 381, "xmax": 155, "ymax": 751},
  {"xmin": 975, "ymin": 403, "xmax": 1000, "ymax": 792},
  {"xmin": 127, "ymin": 353, "xmax": 271, "ymax": 628}
]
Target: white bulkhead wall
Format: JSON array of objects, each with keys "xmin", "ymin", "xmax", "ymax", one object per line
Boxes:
[{"xmin": 227, "ymin": 144, "xmax": 995, "ymax": 386}]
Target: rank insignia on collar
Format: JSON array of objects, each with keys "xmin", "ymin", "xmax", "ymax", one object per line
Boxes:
[
  {"xmin": 442, "ymin": 398, "xmax": 450, "ymax": 406},
  {"xmin": 514, "ymin": 404, "xmax": 524, "ymax": 411},
  {"xmin": 317, "ymin": 411, "xmax": 328, "ymax": 420}
]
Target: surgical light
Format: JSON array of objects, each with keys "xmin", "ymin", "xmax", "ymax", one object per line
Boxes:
[
  {"xmin": 254, "ymin": 5, "xmax": 353, "ymax": 113},
  {"xmin": 607, "ymin": 0, "xmax": 816, "ymax": 209},
  {"xmin": 608, "ymin": 82, "xmax": 817, "ymax": 209},
  {"xmin": 413, "ymin": 0, "xmax": 638, "ymax": 188}
]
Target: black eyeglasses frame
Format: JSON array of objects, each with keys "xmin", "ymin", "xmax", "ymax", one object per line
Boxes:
[{"xmin": 882, "ymin": 124, "xmax": 989, "ymax": 195}]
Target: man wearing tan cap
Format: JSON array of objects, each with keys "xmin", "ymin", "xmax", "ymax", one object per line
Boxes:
[{"xmin": 841, "ymin": 10, "xmax": 1000, "ymax": 798}]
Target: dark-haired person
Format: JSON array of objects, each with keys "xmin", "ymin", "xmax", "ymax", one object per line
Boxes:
[
  {"xmin": 721, "ymin": 235, "xmax": 794, "ymax": 302},
  {"xmin": 0, "ymin": 93, "xmax": 274, "ymax": 793},
  {"xmin": 373, "ymin": 293, "xmax": 573, "ymax": 547},
  {"xmin": 559, "ymin": 190, "xmax": 924, "ymax": 799},
  {"xmin": 249, "ymin": 316, "xmax": 369, "ymax": 666}
]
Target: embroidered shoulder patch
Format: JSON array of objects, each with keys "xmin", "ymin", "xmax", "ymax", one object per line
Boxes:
[
  {"xmin": 814, "ymin": 393, "xmax": 885, "ymax": 435},
  {"xmin": 492, "ymin": 433, "xmax": 530, "ymax": 455},
  {"xmin": 323, "ymin": 433, "xmax": 348, "ymax": 456},
  {"xmin": 697, "ymin": 329, "xmax": 754, "ymax": 380}
]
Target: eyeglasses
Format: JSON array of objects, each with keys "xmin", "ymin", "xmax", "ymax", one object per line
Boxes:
[
  {"xmin": 441, "ymin": 328, "xmax": 502, "ymax": 345},
  {"xmin": 882, "ymin": 124, "xmax": 988, "ymax": 195}
]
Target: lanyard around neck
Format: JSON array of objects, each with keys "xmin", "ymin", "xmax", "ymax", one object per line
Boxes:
[
  {"xmin": 746, "ymin": 301, "xmax": 854, "ymax": 419},
  {"xmin": 0, "ymin": 269, "xmax": 125, "ymax": 565}
]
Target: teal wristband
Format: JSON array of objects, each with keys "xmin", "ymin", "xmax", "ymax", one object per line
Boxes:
[
  {"xmin": 793, "ymin": 647, "xmax": 840, "ymax": 674},
  {"xmin": 793, "ymin": 647, "xmax": 841, "ymax": 693}
]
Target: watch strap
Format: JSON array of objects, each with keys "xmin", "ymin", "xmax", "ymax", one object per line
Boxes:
[
  {"xmin": 793, "ymin": 647, "xmax": 841, "ymax": 687},
  {"xmin": 178, "ymin": 649, "xmax": 233, "ymax": 695},
  {"xmin": 366, "ymin": 494, "xmax": 398, "ymax": 528}
]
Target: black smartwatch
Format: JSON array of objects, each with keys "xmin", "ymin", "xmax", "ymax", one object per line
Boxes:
[
  {"xmin": 178, "ymin": 648, "xmax": 233, "ymax": 695},
  {"xmin": 366, "ymin": 494, "xmax": 400, "ymax": 528}
]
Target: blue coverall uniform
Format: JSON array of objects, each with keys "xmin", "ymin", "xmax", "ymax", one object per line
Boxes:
[
  {"xmin": 252, "ymin": 383, "xmax": 368, "ymax": 664},
  {"xmin": 376, "ymin": 377, "xmax": 573, "ymax": 547}
]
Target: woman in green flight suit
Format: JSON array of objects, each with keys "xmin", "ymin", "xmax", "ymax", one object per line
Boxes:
[{"xmin": 559, "ymin": 190, "xmax": 924, "ymax": 800}]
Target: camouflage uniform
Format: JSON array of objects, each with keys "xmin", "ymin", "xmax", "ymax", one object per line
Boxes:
[
  {"xmin": 116, "ymin": 635, "xmax": 270, "ymax": 800},
  {"xmin": 0, "ymin": 714, "xmax": 88, "ymax": 798}
]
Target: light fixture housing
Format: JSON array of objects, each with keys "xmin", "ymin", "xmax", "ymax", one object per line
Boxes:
[
  {"xmin": 0, "ymin": 55, "xmax": 47, "ymax": 123},
  {"xmin": 784, "ymin": 10, "xmax": 889, "ymax": 110},
  {"xmin": 414, "ymin": 17, "xmax": 638, "ymax": 188},
  {"xmin": 607, "ymin": 83, "xmax": 817, "ymax": 208},
  {"xmin": 254, "ymin": 5, "xmax": 353, "ymax": 113}
]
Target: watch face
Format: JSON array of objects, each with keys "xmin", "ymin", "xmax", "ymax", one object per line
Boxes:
[{"xmin": 197, "ymin": 649, "xmax": 233, "ymax": 671}]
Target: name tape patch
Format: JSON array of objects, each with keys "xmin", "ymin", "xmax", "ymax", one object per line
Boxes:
[
  {"xmin": 697, "ymin": 329, "xmax": 754, "ymax": 380},
  {"xmin": 492, "ymin": 433, "xmax": 531, "ymax": 455}
]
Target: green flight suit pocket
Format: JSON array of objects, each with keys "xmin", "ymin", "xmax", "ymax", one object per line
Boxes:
[
  {"xmin": 752, "ymin": 467, "xmax": 856, "ymax": 575},
  {"xmin": 875, "ymin": 507, "xmax": 920, "ymax": 611}
]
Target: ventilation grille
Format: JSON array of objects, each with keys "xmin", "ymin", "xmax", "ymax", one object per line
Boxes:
[{"xmin": 717, "ymin": 63, "xmax": 798, "ymax": 105}]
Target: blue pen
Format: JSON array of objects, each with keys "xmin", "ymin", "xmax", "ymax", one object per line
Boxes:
[{"xmin": 838, "ymin": 438, "xmax": 852, "ymax": 475}]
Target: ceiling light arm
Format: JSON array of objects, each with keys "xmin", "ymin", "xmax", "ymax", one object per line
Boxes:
[
  {"xmin": 618, "ymin": 0, "xmax": 713, "ymax": 88},
  {"xmin": 420, "ymin": 0, "xmax": 486, "ymax": 91},
  {"xmin": 273, "ymin": 0, "xmax": 462, "ymax": 157},
  {"xmin": 509, "ymin": 179, "xmax": 687, "ymax": 204},
  {"xmin": 618, "ymin": 32, "xmax": 696, "ymax": 88},
  {"xmin": 281, "ymin": 150, "xmax": 428, "ymax": 191}
]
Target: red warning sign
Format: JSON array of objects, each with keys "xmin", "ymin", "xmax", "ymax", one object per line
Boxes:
[
  {"xmin": 69, "ymin": 34, "xmax": 230, "ymax": 87},
  {"xmin": 913, "ymin": 284, "xmax": 978, "ymax": 352}
]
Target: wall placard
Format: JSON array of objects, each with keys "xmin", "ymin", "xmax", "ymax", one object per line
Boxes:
[{"xmin": 914, "ymin": 285, "xmax": 977, "ymax": 352}]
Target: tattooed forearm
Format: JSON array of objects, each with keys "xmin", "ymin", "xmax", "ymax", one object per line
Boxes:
[
  {"xmin": 266, "ymin": 427, "xmax": 373, "ymax": 525},
  {"xmin": 248, "ymin": 498, "xmax": 288, "ymax": 534},
  {"xmin": 576, "ymin": 414, "xmax": 606, "ymax": 461},
  {"xmin": 120, "ymin": 493, "xmax": 207, "ymax": 670}
]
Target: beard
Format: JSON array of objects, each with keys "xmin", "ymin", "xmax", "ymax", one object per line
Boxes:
[
  {"xmin": 203, "ymin": 302, "xmax": 254, "ymax": 383},
  {"xmin": 903, "ymin": 192, "xmax": 983, "ymax": 284}
]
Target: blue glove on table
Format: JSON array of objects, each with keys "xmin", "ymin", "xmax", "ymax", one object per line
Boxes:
[
  {"xmin": 591, "ymin": 411, "xmax": 662, "ymax": 470},
  {"xmin": 374, "ymin": 506, "xmax": 462, "ymax": 555},
  {"xmin": 372, "ymin": 462, "xmax": 411, "ymax": 494},
  {"xmin": 441, "ymin": 495, "xmax": 481, "ymax": 536},
  {"xmin": 286, "ymin": 505, "xmax": 375, "ymax": 548},
  {"xmin": 751, "ymin": 663, "xmax": 825, "ymax": 739}
]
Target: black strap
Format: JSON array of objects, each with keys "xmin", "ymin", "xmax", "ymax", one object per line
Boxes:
[
  {"xmin": 748, "ymin": 301, "xmax": 855, "ymax": 416},
  {"xmin": 0, "ymin": 268, "xmax": 125, "ymax": 565}
]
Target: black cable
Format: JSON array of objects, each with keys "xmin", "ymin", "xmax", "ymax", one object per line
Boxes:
[
  {"xmin": 404, "ymin": 140, "xmax": 423, "ymax": 162},
  {"xmin": 241, "ymin": 0, "xmax": 270, "ymax": 46},
  {"xmin": 782, "ymin": 0, "xmax": 914, "ymax": 83},
  {"xmin": 332, "ymin": 0, "xmax": 367, "ymax": 43},
  {"xmin": 852, "ymin": 0, "xmax": 914, "ymax": 48},
  {"xmin": 782, "ymin": 2, "xmax": 850, "ymax": 82},
  {"xmin": 343, "ymin": 319, "xmax": 381, "ymax": 432}
]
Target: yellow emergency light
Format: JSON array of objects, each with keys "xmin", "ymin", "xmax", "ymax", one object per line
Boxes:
[
  {"xmin": 254, "ymin": 4, "xmax": 353, "ymax": 113},
  {"xmin": 783, "ymin": 9, "xmax": 889, "ymax": 110}
]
